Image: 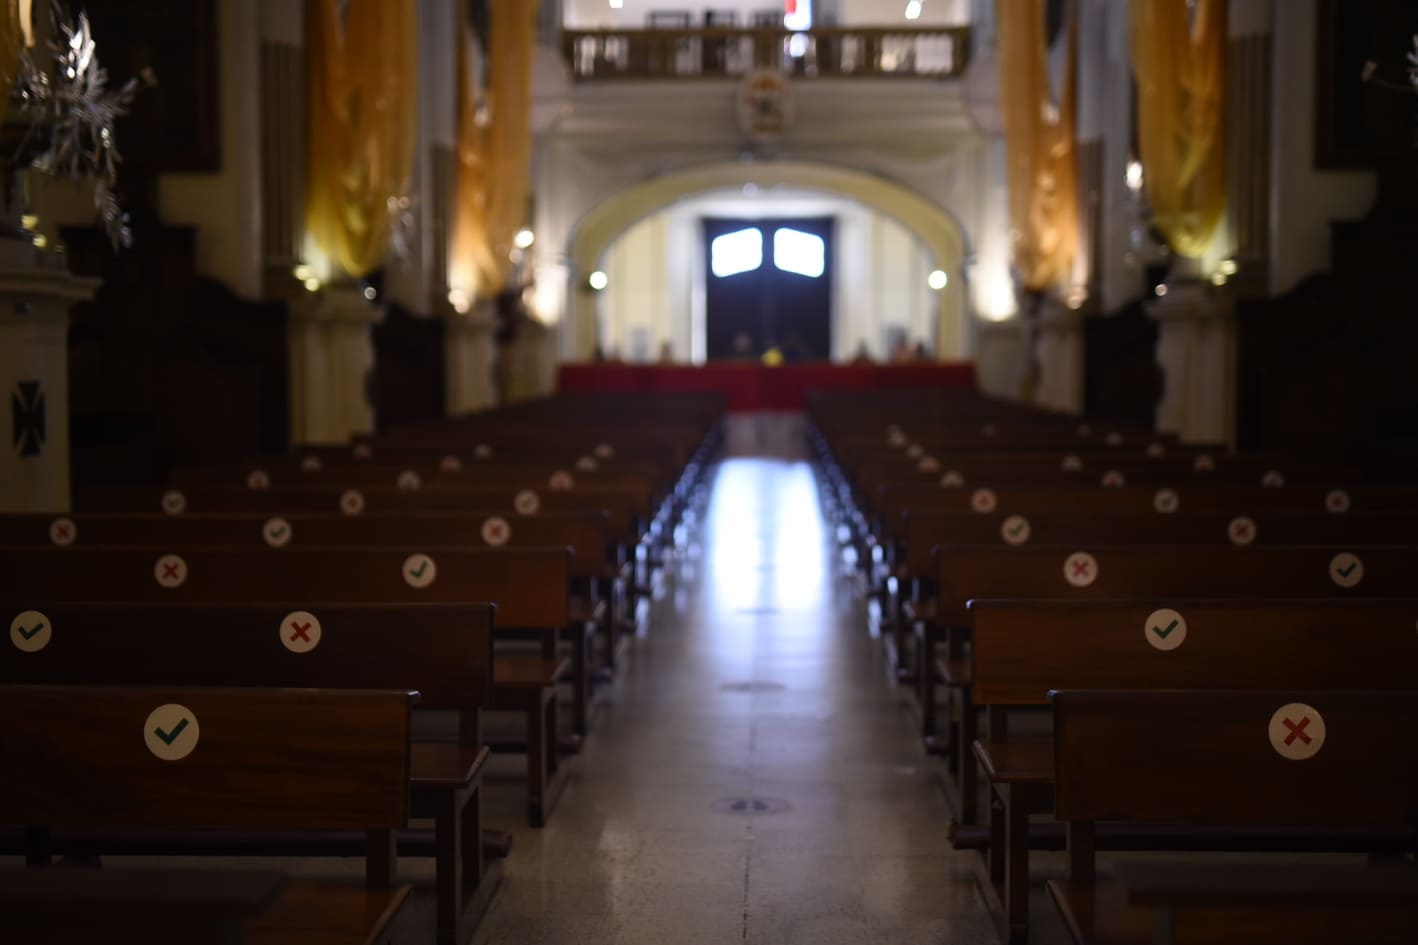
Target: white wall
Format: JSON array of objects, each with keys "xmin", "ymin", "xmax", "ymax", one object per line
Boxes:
[
  {"xmin": 1268, "ymin": 0, "xmax": 1374, "ymax": 296},
  {"xmin": 563, "ymin": 0, "xmax": 970, "ymax": 29},
  {"xmin": 597, "ymin": 187, "xmax": 938, "ymax": 361}
]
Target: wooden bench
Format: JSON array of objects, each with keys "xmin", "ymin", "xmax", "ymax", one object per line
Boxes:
[
  {"xmin": 967, "ymin": 599, "xmax": 1418, "ymax": 944},
  {"xmin": 1047, "ymin": 689, "xmax": 1418, "ymax": 945},
  {"xmin": 1, "ymin": 684, "xmax": 418, "ymax": 945},
  {"xmin": 0, "ymin": 546, "xmax": 581, "ymax": 826},
  {"xmin": 1, "ymin": 602, "xmax": 500, "ymax": 945},
  {"xmin": 921, "ymin": 545, "xmax": 1418, "ymax": 824}
]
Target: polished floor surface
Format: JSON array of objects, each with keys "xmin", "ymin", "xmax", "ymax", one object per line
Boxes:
[{"xmin": 466, "ymin": 457, "xmax": 999, "ymax": 944}]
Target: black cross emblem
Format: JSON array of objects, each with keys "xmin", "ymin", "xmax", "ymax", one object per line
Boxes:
[{"xmin": 11, "ymin": 381, "xmax": 44, "ymax": 458}]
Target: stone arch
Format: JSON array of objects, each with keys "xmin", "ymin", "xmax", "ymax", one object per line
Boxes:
[{"xmin": 562, "ymin": 159, "xmax": 972, "ymax": 361}]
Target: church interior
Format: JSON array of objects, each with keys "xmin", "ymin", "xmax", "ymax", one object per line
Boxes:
[{"xmin": 3, "ymin": 0, "xmax": 1418, "ymax": 943}]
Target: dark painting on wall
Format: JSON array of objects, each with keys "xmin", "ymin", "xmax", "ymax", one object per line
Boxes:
[
  {"xmin": 78, "ymin": 0, "xmax": 221, "ymax": 172},
  {"xmin": 1315, "ymin": 0, "xmax": 1418, "ymax": 170}
]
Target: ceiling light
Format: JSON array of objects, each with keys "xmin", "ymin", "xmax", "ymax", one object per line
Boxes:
[
  {"xmin": 588, "ymin": 271, "xmax": 609, "ymax": 291},
  {"xmin": 928, "ymin": 269, "xmax": 948, "ymax": 290},
  {"xmin": 905, "ymin": 1, "xmax": 923, "ymax": 20}
]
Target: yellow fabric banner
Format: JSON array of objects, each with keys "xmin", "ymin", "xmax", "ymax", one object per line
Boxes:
[
  {"xmin": 451, "ymin": 0, "xmax": 537, "ymax": 299},
  {"xmin": 305, "ymin": 0, "xmax": 417, "ymax": 279},
  {"xmin": 1130, "ymin": 0, "xmax": 1227, "ymax": 259},
  {"xmin": 996, "ymin": 0, "xmax": 1080, "ymax": 292}
]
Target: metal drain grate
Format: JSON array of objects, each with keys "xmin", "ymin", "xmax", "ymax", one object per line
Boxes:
[
  {"xmin": 718, "ymin": 681, "xmax": 786, "ymax": 693},
  {"xmin": 712, "ymin": 797, "xmax": 791, "ymax": 816}
]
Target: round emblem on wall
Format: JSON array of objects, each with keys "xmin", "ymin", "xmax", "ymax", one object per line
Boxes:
[{"xmin": 736, "ymin": 70, "xmax": 796, "ymax": 142}]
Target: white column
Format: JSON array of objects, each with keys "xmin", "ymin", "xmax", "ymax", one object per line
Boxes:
[
  {"xmin": 0, "ymin": 250, "xmax": 99, "ymax": 514},
  {"xmin": 1032, "ymin": 301, "xmax": 1085, "ymax": 414},
  {"xmin": 288, "ymin": 286, "xmax": 384, "ymax": 444},
  {"xmin": 1148, "ymin": 283, "xmax": 1235, "ymax": 445},
  {"xmin": 445, "ymin": 300, "xmax": 497, "ymax": 415}
]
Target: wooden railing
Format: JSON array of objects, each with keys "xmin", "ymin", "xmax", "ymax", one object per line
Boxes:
[{"xmin": 562, "ymin": 26, "xmax": 972, "ymax": 81}]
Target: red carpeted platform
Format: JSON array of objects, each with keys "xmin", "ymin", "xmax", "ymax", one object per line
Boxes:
[{"xmin": 557, "ymin": 362, "xmax": 977, "ymax": 412}]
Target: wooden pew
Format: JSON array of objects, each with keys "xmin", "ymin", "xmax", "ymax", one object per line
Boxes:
[
  {"xmin": 967, "ymin": 599, "xmax": 1418, "ymax": 944},
  {"xmin": 1047, "ymin": 689, "xmax": 1418, "ymax": 945},
  {"xmin": 1, "ymin": 685, "xmax": 418, "ymax": 945},
  {"xmin": 0, "ymin": 546, "xmax": 579, "ymax": 826},
  {"xmin": 920, "ymin": 545, "xmax": 1418, "ymax": 824},
  {"xmin": 1, "ymin": 602, "xmax": 499, "ymax": 945}
]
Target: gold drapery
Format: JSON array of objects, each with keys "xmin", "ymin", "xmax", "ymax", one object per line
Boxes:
[
  {"xmin": 450, "ymin": 0, "xmax": 536, "ymax": 299},
  {"xmin": 305, "ymin": 0, "xmax": 417, "ymax": 279},
  {"xmin": 996, "ymin": 0, "xmax": 1080, "ymax": 292},
  {"xmin": 1129, "ymin": 0, "xmax": 1227, "ymax": 259},
  {"xmin": 2, "ymin": 0, "xmax": 33, "ymax": 89}
]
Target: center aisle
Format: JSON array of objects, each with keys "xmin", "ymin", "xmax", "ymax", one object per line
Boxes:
[{"xmin": 473, "ymin": 458, "xmax": 993, "ymax": 945}]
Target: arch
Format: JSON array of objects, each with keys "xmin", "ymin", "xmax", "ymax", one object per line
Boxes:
[{"xmin": 562, "ymin": 159, "xmax": 972, "ymax": 361}]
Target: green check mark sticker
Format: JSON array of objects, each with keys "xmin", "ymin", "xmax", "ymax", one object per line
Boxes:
[
  {"xmin": 1001, "ymin": 515, "xmax": 1031, "ymax": 546},
  {"xmin": 403, "ymin": 554, "xmax": 437, "ymax": 589},
  {"xmin": 263, "ymin": 517, "xmax": 293, "ymax": 548},
  {"xmin": 1144, "ymin": 609, "xmax": 1186, "ymax": 651},
  {"xmin": 10, "ymin": 610, "xmax": 52, "ymax": 652},
  {"xmin": 145, "ymin": 704, "xmax": 200, "ymax": 760},
  {"xmin": 1330, "ymin": 553, "xmax": 1363, "ymax": 588}
]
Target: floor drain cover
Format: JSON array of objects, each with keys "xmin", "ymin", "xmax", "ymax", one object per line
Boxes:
[
  {"xmin": 719, "ymin": 681, "xmax": 786, "ymax": 693},
  {"xmin": 712, "ymin": 797, "xmax": 791, "ymax": 816}
]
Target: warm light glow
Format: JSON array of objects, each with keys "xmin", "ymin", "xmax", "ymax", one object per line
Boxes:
[
  {"xmin": 773, "ymin": 228, "xmax": 825, "ymax": 279},
  {"xmin": 1155, "ymin": 283, "xmax": 1169, "ymax": 297},
  {"xmin": 905, "ymin": 1, "xmax": 923, "ymax": 20},
  {"xmin": 32, "ymin": 233, "xmax": 47, "ymax": 249},
  {"xmin": 1218, "ymin": 259, "xmax": 1238, "ymax": 276},
  {"xmin": 513, "ymin": 228, "xmax": 535, "ymax": 250},
  {"xmin": 448, "ymin": 288, "xmax": 471, "ymax": 314},
  {"xmin": 927, "ymin": 269, "xmax": 949, "ymax": 290},
  {"xmin": 1126, "ymin": 159, "xmax": 1144, "ymax": 192},
  {"xmin": 20, "ymin": 213, "xmax": 38, "ymax": 231},
  {"xmin": 363, "ymin": 286, "xmax": 377, "ymax": 301},
  {"xmin": 19, "ymin": 0, "xmax": 34, "ymax": 47},
  {"xmin": 711, "ymin": 228, "xmax": 764, "ymax": 278},
  {"xmin": 304, "ymin": 278, "xmax": 321, "ymax": 293},
  {"xmin": 1210, "ymin": 272, "xmax": 1227, "ymax": 286},
  {"xmin": 293, "ymin": 264, "xmax": 312, "ymax": 281},
  {"xmin": 588, "ymin": 270, "xmax": 609, "ymax": 291}
]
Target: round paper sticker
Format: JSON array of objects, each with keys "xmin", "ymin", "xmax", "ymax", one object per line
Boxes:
[
  {"xmin": 1077, "ymin": 424, "xmax": 1093, "ymax": 437},
  {"xmin": 905, "ymin": 444, "xmax": 924, "ymax": 459},
  {"xmin": 397, "ymin": 470, "xmax": 423, "ymax": 492},
  {"xmin": 280, "ymin": 610, "xmax": 322, "ymax": 654},
  {"xmin": 262, "ymin": 517, "xmax": 293, "ymax": 549},
  {"xmin": 1324, "ymin": 489, "xmax": 1351, "ymax": 514},
  {"xmin": 1192, "ymin": 454, "xmax": 1215, "ymax": 472},
  {"xmin": 1105, "ymin": 432, "xmax": 1124, "ymax": 447},
  {"xmin": 981, "ymin": 424, "xmax": 998, "ymax": 438},
  {"xmin": 1001, "ymin": 515, "xmax": 1031, "ymax": 546},
  {"xmin": 352, "ymin": 444, "xmax": 373, "ymax": 459},
  {"xmin": 549, "ymin": 471, "xmax": 575, "ymax": 491},
  {"xmin": 161, "ymin": 490, "xmax": 187, "ymax": 517},
  {"xmin": 917, "ymin": 457, "xmax": 940, "ymax": 473},
  {"xmin": 246, "ymin": 469, "xmax": 271, "ymax": 491},
  {"xmin": 1063, "ymin": 552, "xmax": 1099, "ymax": 588},
  {"xmin": 49, "ymin": 517, "xmax": 77, "ymax": 547},
  {"xmin": 10, "ymin": 609, "xmax": 51, "ymax": 653},
  {"xmin": 1260, "ymin": 470, "xmax": 1285, "ymax": 489},
  {"xmin": 300, "ymin": 455, "xmax": 323, "ymax": 473},
  {"xmin": 594, "ymin": 443, "xmax": 615, "ymax": 460},
  {"xmin": 439, "ymin": 455, "xmax": 463, "ymax": 473},
  {"xmin": 1145, "ymin": 443, "xmax": 1166, "ymax": 459},
  {"xmin": 403, "ymin": 553, "xmax": 437, "ymax": 589},
  {"xmin": 940, "ymin": 471, "xmax": 965, "ymax": 489},
  {"xmin": 1061, "ymin": 455, "xmax": 1084, "ymax": 473},
  {"xmin": 970, "ymin": 488, "xmax": 998, "ymax": 514},
  {"xmin": 1227, "ymin": 516, "xmax": 1258, "ymax": 547},
  {"xmin": 145, "ymin": 704, "xmax": 199, "ymax": 761},
  {"xmin": 514, "ymin": 490, "xmax": 541, "ymax": 515},
  {"xmin": 1153, "ymin": 488, "xmax": 1180, "ymax": 514},
  {"xmin": 1144, "ymin": 608, "xmax": 1187, "ymax": 652},
  {"xmin": 1101, "ymin": 470, "xmax": 1126, "ymax": 489},
  {"xmin": 576, "ymin": 455, "xmax": 599, "ymax": 472},
  {"xmin": 154, "ymin": 554, "xmax": 188, "ymax": 589},
  {"xmin": 474, "ymin": 444, "xmax": 493, "ymax": 459},
  {"xmin": 340, "ymin": 489, "xmax": 366, "ymax": 517},
  {"xmin": 1268, "ymin": 703, "xmax": 1325, "ymax": 761},
  {"xmin": 1329, "ymin": 552, "xmax": 1364, "ymax": 589},
  {"xmin": 481, "ymin": 516, "xmax": 511, "ymax": 546},
  {"xmin": 887, "ymin": 431, "xmax": 908, "ymax": 447}
]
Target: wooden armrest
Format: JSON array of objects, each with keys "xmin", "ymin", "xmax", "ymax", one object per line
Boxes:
[
  {"xmin": 1116, "ymin": 862, "xmax": 1418, "ymax": 909},
  {"xmin": 244, "ymin": 881, "xmax": 413, "ymax": 945},
  {"xmin": 494, "ymin": 654, "xmax": 570, "ymax": 688},
  {"xmin": 410, "ymin": 743, "xmax": 492, "ymax": 789},
  {"xmin": 569, "ymin": 597, "xmax": 608, "ymax": 625},
  {"xmin": 972, "ymin": 738, "xmax": 1053, "ymax": 784},
  {"xmin": 936, "ymin": 656, "xmax": 971, "ymax": 686}
]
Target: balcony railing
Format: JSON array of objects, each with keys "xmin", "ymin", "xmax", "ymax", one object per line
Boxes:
[{"xmin": 562, "ymin": 26, "xmax": 972, "ymax": 82}]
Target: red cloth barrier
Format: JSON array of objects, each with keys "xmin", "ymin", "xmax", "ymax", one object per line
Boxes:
[{"xmin": 557, "ymin": 362, "xmax": 977, "ymax": 412}]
